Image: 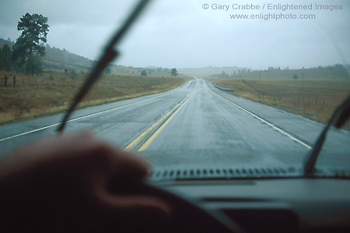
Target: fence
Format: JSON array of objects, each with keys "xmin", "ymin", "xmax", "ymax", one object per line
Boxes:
[{"xmin": 2, "ymin": 75, "xmax": 16, "ymax": 87}]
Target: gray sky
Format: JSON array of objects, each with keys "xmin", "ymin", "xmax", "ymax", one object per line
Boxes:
[{"xmin": 0, "ymin": 0, "xmax": 349, "ymax": 69}]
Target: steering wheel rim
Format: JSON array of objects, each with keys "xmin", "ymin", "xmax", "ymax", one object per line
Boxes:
[
  {"xmin": 144, "ymin": 183, "xmax": 245, "ymax": 233},
  {"xmin": 108, "ymin": 180, "xmax": 246, "ymax": 233}
]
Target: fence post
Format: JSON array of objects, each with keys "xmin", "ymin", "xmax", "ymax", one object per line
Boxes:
[
  {"xmin": 13, "ymin": 75, "xmax": 16, "ymax": 87},
  {"xmin": 5, "ymin": 75, "xmax": 7, "ymax": 87}
]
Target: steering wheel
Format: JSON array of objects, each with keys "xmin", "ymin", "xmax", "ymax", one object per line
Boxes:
[{"xmin": 108, "ymin": 180, "xmax": 246, "ymax": 233}]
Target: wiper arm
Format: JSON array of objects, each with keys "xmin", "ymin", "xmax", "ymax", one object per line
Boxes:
[
  {"xmin": 57, "ymin": 0, "xmax": 152, "ymax": 132},
  {"xmin": 304, "ymin": 95, "xmax": 350, "ymax": 177}
]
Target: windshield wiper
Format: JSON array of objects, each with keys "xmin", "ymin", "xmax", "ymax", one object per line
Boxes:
[
  {"xmin": 57, "ymin": 0, "xmax": 152, "ymax": 132},
  {"xmin": 304, "ymin": 95, "xmax": 350, "ymax": 177}
]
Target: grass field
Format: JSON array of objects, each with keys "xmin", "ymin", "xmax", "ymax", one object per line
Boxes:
[
  {"xmin": 0, "ymin": 70, "xmax": 188, "ymax": 124},
  {"xmin": 212, "ymin": 67, "xmax": 350, "ymax": 128}
]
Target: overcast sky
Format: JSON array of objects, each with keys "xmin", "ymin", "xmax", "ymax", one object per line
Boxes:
[{"xmin": 0, "ymin": 0, "xmax": 349, "ymax": 69}]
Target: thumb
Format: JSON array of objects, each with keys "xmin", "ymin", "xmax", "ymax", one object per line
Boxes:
[
  {"xmin": 94, "ymin": 190, "xmax": 172, "ymax": 232},
  {"xmin": 97, "ymin": 190, "xmax": 172, "ymax": 215}
]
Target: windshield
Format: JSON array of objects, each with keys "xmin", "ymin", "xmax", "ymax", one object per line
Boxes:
[{"xmin": 0, "ymin": 0, "xmax": 349, "ymax": 177}]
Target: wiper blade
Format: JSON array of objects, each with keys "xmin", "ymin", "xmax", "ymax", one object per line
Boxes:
[
  {"xmin": 57, "ymin": 0, "xmax": 152, "ymax": 132},
  {"xmin": 304, "ymin": 95, "xmax": 350, "ymax": 177}
]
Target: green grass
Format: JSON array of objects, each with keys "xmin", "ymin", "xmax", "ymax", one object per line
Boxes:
[{"xmin": 0, "ymin": 70, "xmax": 189, "ymax": 124}]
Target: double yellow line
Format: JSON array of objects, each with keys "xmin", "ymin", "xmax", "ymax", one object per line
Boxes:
[{"xmin": 124, "ymin": 93, "xmax": 193, "ymax": 152}]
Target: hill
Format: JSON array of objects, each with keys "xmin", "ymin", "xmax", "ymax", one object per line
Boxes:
[
  {"xmin": 178, "ymin": 66, "xmax": 250, "ymax": 78},
  {"xmin": 0, "ymin": 38, "xmax": 175, "ymax": 77},
  {"xmin": 214, "ymin": 65, "xmax": 350, "ymax": 81},
  {"xmin": 42, "ymin": 45, "xmax": 94, "ymax": 72},
  {"xmin": 0, "ymin": 38, "xmax": 94, "ymax": 72}
]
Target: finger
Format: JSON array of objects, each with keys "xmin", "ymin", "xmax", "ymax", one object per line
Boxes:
[
  {"xmin": 90, "ymin": 187, "xmax": 173, "ymax": 233},
  {"xmin": 45, "ymin": 132, "xmax": 150, "ymax": 180},
  {"xmin": 95, "ymin": 188, "xmax": 172, "ymax": 224},
  {"xmin": 102, "ymin": 194, "xmax": 171, "ymax": 215},
  {"xmin": 71, "ymin": 132, "xmax": 150, "ymax": 178},
  {"xmin": 109, "ymin": 149, "xmax": 150, "ymax": 179}
]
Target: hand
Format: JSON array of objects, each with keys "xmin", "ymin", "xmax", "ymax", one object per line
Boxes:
[{"xmin": 0, "ymin": 132, "xmax": 171, "ymax": 233}]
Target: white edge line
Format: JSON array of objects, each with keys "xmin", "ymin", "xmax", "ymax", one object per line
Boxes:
[
  {"xmin": 0, "ymin": 90, "xmax": 177, "ymax": 143},
  {"xmin": 210, "ymin": 89, "xmax": 312, "ymax": 150}
]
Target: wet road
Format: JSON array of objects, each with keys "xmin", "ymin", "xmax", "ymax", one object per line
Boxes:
[{"xmin": 1, "ymin": 78, "xmax": 349, "ymax": 169}]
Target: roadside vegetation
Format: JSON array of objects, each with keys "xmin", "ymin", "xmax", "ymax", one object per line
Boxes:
[
  {"xmin": 0, "ymin": 70, "xmax": 188, "ymax": 124},
  {"xmin": 212, "ymin": 65, "xmax": 350, "ymax": 127},
  {"xmin": 0, "ymin": 13, "xmax": 188, "ymax": 125}
]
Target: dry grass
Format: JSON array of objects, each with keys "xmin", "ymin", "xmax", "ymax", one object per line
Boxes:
[
  {"xmin": 0, "ymin": 70, "xmax": 188, "ymax": 124},
  {"xmin": 215, "ymin": 78, "xmax": 350, "ymax": 127}
]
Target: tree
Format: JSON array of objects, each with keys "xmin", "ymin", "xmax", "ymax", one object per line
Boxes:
[
  {"xmin": 141, "ymin": 70, "xmax": 147, "ymax": 77},
  {"xmin": 292, "ymin": 74, "xmax": 298, "ymax": 79},
  {"xmin": 0, "ymin": 44, "xmax": 12, "ymax": 71},
  {"xmin": 171, "ymin": 68, "xmax": 178, "ymax": 77},
  {"xmin": 25, "ymin": 54, "xmax": 43, "ymax": 75},
  {"xmin": 13, "ymin": 13, "xmax": 49, "ymax": 73},
  {"xmin": 220, "ymin": 71, "xmax": 228, "ymax": 78}
]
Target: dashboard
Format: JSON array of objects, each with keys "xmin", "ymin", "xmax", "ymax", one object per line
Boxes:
[{"xmin": 153, "ymin": 176, "xmax": 350, "ymax": 232}]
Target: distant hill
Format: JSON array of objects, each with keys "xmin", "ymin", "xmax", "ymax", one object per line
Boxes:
[
  {"xmin": 0, "ymin": 38, "xmax": 174, "ymax": 77},
  {"xmin": 178, "ymin": 66, "xmax": 250, "ymax": 78},
  {"xmin": 0, "ymin": 38, "xmax": 94, "ymax": 72},
  {"xmin": 42, "ymin": 45, "xmax": 94, "ymax": 72},
  {"xmin": 217, "ymin": 65, "xmax": 350, "ymax": 81}
]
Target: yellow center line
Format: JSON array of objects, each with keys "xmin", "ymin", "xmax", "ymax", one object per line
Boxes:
[
  {"xmin": 124, "ymin": 80, "xmax": 198, "ymax": 152},
  {"xmin": 138, "ymin": 93, "xmax": 194, "ymax": 151},
  {"xmin": 124, "ymin": 97, "xmax": 187, "ymax": 151}
]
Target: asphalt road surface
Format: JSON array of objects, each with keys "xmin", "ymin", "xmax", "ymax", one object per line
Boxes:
[{"xmin": 1, "ymin": 78, "xmax": 349, "ymax": 170}]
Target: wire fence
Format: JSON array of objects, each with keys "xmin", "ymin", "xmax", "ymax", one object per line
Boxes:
[{"xmin": 1, "ymin": 75, "xmax": 17, "ymax": 87}]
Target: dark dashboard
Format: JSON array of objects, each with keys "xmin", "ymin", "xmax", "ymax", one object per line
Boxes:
[
  {"xmin": 146, "ymin": 164, "xmax": 350, "ymax": 233},
  {"xmin": 155, "ymin": 178, "xmax": 350, "ymax": 233}
]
